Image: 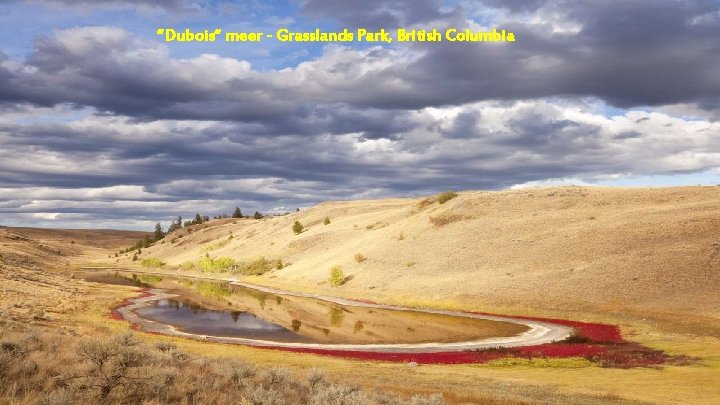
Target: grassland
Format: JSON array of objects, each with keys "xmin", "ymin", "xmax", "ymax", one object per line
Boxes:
[{"xmin": 2, "ymin": 186, "xmax": 720, "ymax": 404}]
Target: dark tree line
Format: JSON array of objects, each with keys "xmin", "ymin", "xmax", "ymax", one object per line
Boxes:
[{"xmin": 116, "ymin": 206, "xmax": 270, "ymax": 257}]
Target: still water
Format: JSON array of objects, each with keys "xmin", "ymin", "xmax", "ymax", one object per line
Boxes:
[{"xmin": 79, "ymin": 271, "xmax": 528, "ymax": 344}]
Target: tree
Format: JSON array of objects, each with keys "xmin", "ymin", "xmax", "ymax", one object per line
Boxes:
[
  {"xmin": 232, "ymin": 207, "xmax": 243, "ymax": 218},
  {"xmin": 296, "ymin": 208, "xmax": 300, "ymax": 212},
  {"xmin": 253, "ymin": 211, "xmax": 263, "ymax": 219},
  {"xmin": 153, "ymin": 222, "xmax": 165, "ymax": 241},
  {"xmin": 323, "ymin": 217, "xmax": 331, "ymax": 225},
  {"xmin": 194, "ymin": 213, "xmax": 202, "ymax": 225},
  {"xmin": 292, "ymin": 221, "xmax": 304, "ymax": 234},
  {"xmin": 202, "ymin": 215, "xmax": 210, "ymax": 222},
  {"xmin": 329, "ymin": 266, "xmax": 345, "ymax": 286}
]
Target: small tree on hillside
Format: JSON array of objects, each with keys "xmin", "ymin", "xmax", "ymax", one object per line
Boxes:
[
  {"xmin": 194, "ymin": 213, "xmax": 202, "ymax": 224},
  {"xmin": 329, "ymin": 266, "xmax": 345, "ymax": 286},
  {"xmin": 292, "ymin": 221, "xmax": 304, "ymax": 235},
  {"xmin": 232, "ymin": 207, "xmax": 243, "ymax": 218},
  {"xmin": 153, "ymin": 222, "xmax": 165, "ymax": 241},
  {"xmin": 253, "ymin": 211, "xmax": 263, "ymax": 219}
]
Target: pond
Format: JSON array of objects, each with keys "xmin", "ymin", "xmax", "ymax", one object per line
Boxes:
[{"xmin": 78, "ymin": 271, "xmax": 530, "ymax": 345}]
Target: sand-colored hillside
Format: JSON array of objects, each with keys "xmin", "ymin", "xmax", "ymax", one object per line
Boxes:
[
  {"xmin": 111, "ymin": 186, "xmax": 720, "ymax": 333},
  {"xmin": 0, "ymin": 226, "xmax": 148, "ymax": 269}
]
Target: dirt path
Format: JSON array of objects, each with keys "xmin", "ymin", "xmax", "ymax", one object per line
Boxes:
[{"xmin": 112, "ymin": 277, "xmax": 573, "ymax": 353}]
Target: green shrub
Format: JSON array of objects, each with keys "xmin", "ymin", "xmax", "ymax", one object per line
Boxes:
[
  {"xmin": 140, "ymin": 258, "xmax": 164, "ymax": 268},
  {"xmin": 198, "ymin": 256, "xmax": 236, "ymax": 273},
  {"xmin": 323, "ymin": 217, "xmax": 330, "ymax": 225},
  {"xmin": 329, "ymin": 266, "xmax": 345, "ymax": 286},
  {"xmin": 181, "ymin": 261, "xmax": 195, "ymax": 271},
  {"xmin": 437, "ymin": 191, "xmax": 458, "ymax": 204},
  {"xmin": 293, "ymin": 221, "xmax": 304, "ymax": 234}
]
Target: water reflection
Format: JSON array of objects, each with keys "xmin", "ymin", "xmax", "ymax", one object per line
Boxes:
[
  {"xmin": 136, "ymin": 299, "xmax": 309, "ymax": 342},
  {"xmin": 79, "ymin": 271, "xmax": 529, "ymax": 344}
]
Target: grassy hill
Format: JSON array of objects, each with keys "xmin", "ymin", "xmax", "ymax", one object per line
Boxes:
[{"xmin": 113, "ymin": 186, "xmax": 720, "ymax": 334}]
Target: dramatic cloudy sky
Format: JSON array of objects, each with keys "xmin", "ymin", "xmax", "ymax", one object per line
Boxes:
[{"xmin": 1, "ymin": 0, "xmax": 719, "ymax": 229}]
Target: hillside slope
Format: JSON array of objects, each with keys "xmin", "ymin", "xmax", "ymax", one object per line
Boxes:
[
  {"xmin": 115, "ymin": 186, "xmax": 720, "ymax": 332},
  {"xmin": 0, "ymin": 227, "xmax": 148, "ymax": 269}
]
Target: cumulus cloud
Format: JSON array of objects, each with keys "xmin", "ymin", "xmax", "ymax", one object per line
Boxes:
[
  {"xmin": 1, "ymin": 99, "xmax": 718, "ymax": 227},
  {"xmin": 26, "ymin": 0, "xmax": 205, "ymax": 13},
  {"xmin": 1, "ymin": 0, "xmax": 719, "ymax": 228}
]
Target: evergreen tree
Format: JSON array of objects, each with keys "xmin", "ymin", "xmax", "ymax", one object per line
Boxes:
[
  {"xmin": 293, "ymin": 221, "xmax": 304, "ymax": 234},
  {"xmin": 253, "ymin": 211, "xmax": 263, "ymax": 219},
  {"xmin": 153, "ymin": 222, "xmax": 165, "ymax": 241},
  {"xmin": 232, "ymin": 207, "xmax": 243, "ymax": 218},
  {"xmin": 194, "ymin": 213, "xmax": 202, "ymax": 224}
]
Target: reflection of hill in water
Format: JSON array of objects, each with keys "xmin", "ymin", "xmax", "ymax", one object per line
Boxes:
[{"xmin": 90, "ymin": 271, "xmax": 528, "ymax": 344}]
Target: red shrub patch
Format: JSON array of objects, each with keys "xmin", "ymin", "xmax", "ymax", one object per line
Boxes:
[
  {"xmin": 108, "ymin": 292, "xmax": 673, "ymax": 368},
  {"xmin": 107, "ymin": 288, "xmax": 154, "ymax": 322}
]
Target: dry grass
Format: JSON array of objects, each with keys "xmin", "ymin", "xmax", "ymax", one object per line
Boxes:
[
  {"xmin": 3, "ymin": 186, "xmax": 720, "ymax": 404},
  {"xmin": 0, "ymin": 328, "xmax": 451, "ymax": 405},
  {"xmin": 428, "ymin": 213, "xmax": 464, "ymax": 227}
]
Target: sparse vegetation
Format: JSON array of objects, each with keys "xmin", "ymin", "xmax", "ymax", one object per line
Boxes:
[
  {"xmin": 232, "ymin": 206, "xmax": 243, "ymax": 218},
  {"xmin": 140, "ymin": 257, "xmax": 164, "ymax": 268},
  {"xmin": 241, "ymin": 257, "xmax": 275, "ymax": 275},
  {"xmin": 437, "ymin": 191, "xmax": 458, "ymax": 204},
  {"xmin": 293, "ymin": 221, "xmax": 304, "ymax": 234},
  {"xmin": 324, "ymin": 216, "xmax": 331, "ymax": 225},
  {"xmin": 329, "ymin": 266, "xmax": 345, "ymax": 286},
  {"xmin": 429, "ymin": 213, "xmax": 464, "ymax": 227},
  {"xmin": 198, "ymin": 255, "xmax": 237, "ymax": 273},
  {"xmin": 354, "ymin": 253, "xmax": 367, "ymax": 263},
  {"xmin": 0, "ymin": 330, "xmax": 440, "ymax": 404}
]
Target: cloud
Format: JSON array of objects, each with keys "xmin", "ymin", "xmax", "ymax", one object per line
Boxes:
[
  {"xmin": 1, "ymin": 100, "xmax": 718, "ymax": 228},
  {"xmin": 1, "ymin": 1, "xmax": 720, "ymax": 228},
  {"xmin": 2, "ymin": 0, "xmax": 720, "ymax": 121},
  {"xmin": 27, "ymin": 0, "xmax": 205, "ymax": 13}
]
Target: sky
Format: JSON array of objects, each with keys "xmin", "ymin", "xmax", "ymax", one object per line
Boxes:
[{"xmin": 1, "ymin": 0, "xmax": 719, "ymax": 230}]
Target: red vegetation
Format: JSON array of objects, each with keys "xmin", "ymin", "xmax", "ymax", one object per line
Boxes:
[
  {"xmin": 109, "ymin": 291, "xmax": 671, "ymax": 368},
  {"xmin": 107, "ymin": 288, "xmax": 152, "ymax": 321}
]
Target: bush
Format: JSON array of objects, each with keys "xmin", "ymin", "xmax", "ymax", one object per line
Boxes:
[
  {"xmin": 311, "ymin": 384, "xmax": 365, "ymax": 405},
  {"xmin": 329, "ymin": 266, "xmax": 345, "ymax": 286},
  {"xmin": 354, "ymin": 253, "xmax": 367, "ymax": 263},
  {"xmin": 429, "ymin": 213, "xmax": 463, "ymax": 227},
  {"xmin": 437, "ymin": 191, "xmax": 458, "ymax": 204},
  {"xmin": 141, "ymin": 258, "xmax": 164, "ymax": 268},
  {"xmin": 240, "ymin": 257, "xmax": 274, "ymax": 275},
  {"xmin": 0, "ymin": 329, "xmax": 448, "ymax": 404},
  {"xmin": 181, "ymin": 261, "xmax": 195, "ymax": 271},
  {"xmin": 323, "ymin": 217, "xmax": 331, "ymax": 225},
  {"xmin": 293, "ymin": 221, "xmax": 304, "ymax": 234},
  {"xmin": 198, "ymin": 256, "xmax": 236, "ymax": 273}
]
